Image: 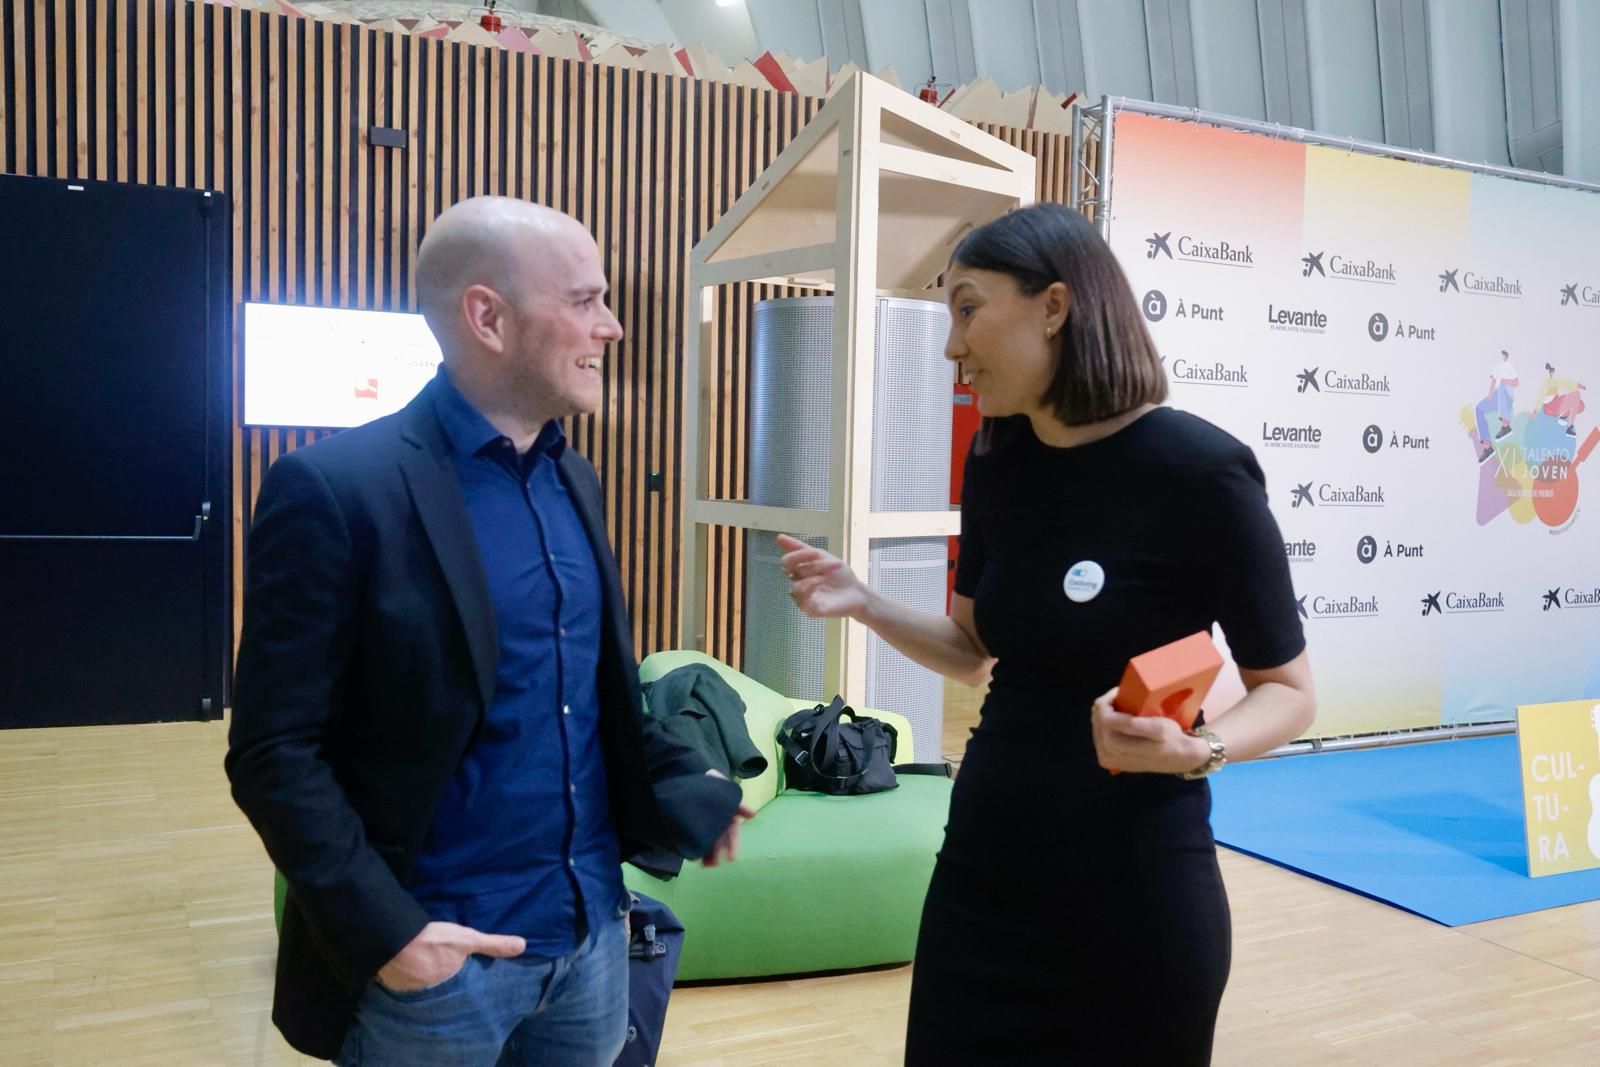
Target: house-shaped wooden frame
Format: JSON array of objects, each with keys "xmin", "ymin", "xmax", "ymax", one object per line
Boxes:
[{"xmin": 682, "ymin": 72, "xmax": 1036, "ymax": 707}]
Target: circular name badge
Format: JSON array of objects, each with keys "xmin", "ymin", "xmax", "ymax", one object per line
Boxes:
[{"xmin": 1063, "ymin": 561, "xmax": 1106, "ymax": 603}]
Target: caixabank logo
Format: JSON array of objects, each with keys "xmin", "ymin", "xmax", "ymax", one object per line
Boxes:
[
  {"xmin": 1294, "ymin": 593, "xmax": 1381, "ymax": 621},
  {"xmin": 1301, "ymin": 250, "xmax": 1397, "ymax": 286},
  {"xmin": 1289, "ymin": 480, "xmax": 1387, "ymax": 510},
  {"xmin": 1140, "ymin": 290, "xmax": 1225, "ymax": 324},
  {"xmin": 1438, "ymin": 267, "xmax": 1523, "ymax": 299},
  {"xmin": 1167, "ymin": 357, "xmax": 1249, "ymax": 388},
  {"xmin": 1296, "ymin": 367, "xmax": 1392, "ymax": 397},
  {"xmin": 1558, "ymin": 283, "xmax": 1600, "ymax": 310},
  {"xmin": 1146, "ymin": 231, "xmax": 1255, "ymax": 268},
  {"xmin": 1419, "ymin": 590, "xmax": 1508, "ymax": 617},
  {"xmin": 1540, "ymin": 586, "xmax": 1600, "ymax": 611}
]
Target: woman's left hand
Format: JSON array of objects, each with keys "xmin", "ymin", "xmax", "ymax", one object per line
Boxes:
[{"xmin": 1090, "ymin": 687, "xmax": 1211, "ymax": 775}]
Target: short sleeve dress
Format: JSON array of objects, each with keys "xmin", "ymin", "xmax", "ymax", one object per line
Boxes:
[{"xmin": 903, "ymin": 408, "xmax": 1306, "ymax": 1065}]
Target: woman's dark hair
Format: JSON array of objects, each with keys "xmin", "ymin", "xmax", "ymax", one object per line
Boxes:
[{"xmin": 951, "ymin": 202, "xmax": 1166, "ymax": 436}]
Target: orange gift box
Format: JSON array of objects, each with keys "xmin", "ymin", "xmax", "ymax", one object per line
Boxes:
[{"xmin": 1113, "ymin": 631, "xmax": 1224, "ymax": 731}]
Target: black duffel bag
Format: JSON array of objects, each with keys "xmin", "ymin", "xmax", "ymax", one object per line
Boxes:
[{"xmin": 778, "ymin": 696, "xmax": 901, "ymax": 795}]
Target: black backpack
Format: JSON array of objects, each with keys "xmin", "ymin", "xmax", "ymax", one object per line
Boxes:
[{"xmin": 779, "ymin": 697, "xmax": 901, "ymax": 795}]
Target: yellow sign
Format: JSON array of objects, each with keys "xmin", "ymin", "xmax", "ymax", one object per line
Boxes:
[{"xmin": 1517, "ymin": 700, "xmax": 1600, "ymax": 877}]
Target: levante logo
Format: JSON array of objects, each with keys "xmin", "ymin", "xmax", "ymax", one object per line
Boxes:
[
  {"xmin": 1147, "ymin": 231, "xmax": 1255, "ymax": 267},
  {"xmin": 1267, "ymin": 304, "xmax": 1329, "ymax": 334},
  {"xmin": 1301, "ymin": 251, "xmax": 1397, "ymax": 285},
  {"xmin": 1439, "ymin": 267, "xmax": 1523, "ymax": 299},
  {"xmin": 1261, "ymin": 421, "xmax": 1323, "ymax": 449},
  {"xmin": 1284, "ymin": 538, "xmax": 1318, "ymax": 564}
]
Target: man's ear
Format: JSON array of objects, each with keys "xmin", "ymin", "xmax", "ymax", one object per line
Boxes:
[{"xmin": 461, "ymin": 284, "xmax": 508, "ymax": 354}]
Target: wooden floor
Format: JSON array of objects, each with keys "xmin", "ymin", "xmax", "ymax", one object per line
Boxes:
[{"xmin": 4, "ymin": 690, "xmax": 1600, "ymax": 1065}]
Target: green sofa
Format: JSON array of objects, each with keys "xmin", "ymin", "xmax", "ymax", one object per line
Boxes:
[
  {"xmin": 272, "ymin": 651, "xmax": 954, "ymax": 982},
  {"xmin": 626, "ymin": 650, "xmax": 953, "ymax": 981}
]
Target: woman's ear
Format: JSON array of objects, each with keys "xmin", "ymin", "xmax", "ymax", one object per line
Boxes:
[{"xmin": 1043, "ymin": 281, "xmax": 1071, "ymax": 337}]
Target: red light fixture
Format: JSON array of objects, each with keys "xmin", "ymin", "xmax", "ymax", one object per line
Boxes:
[{"xmin": 478, "ymin": 0, "xmax": 503, "ymax": 34}]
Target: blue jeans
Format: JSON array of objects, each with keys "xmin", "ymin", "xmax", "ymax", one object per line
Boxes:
[
  {"xmin": 334, "ymin": 914, "xmax": 630, "ymax": 1067},
  {"xmin": 1476, "ymin": 384, "xmax": 1514, "ymax": 442}
]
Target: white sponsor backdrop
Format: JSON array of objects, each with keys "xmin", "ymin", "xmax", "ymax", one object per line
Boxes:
[{"xmin": 1106, "ymin": 112, "xmax": 1600, "ymax": 738}]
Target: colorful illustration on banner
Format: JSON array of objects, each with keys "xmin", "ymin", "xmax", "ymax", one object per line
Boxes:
[{"xmin": 1460, "ymin": 348, "xmax": 1594, "ymax": 529}]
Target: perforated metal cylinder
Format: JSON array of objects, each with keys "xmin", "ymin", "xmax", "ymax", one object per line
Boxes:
[{"xmin": 744, "ymin": 296, "xmax": 952, "ymax": 762}]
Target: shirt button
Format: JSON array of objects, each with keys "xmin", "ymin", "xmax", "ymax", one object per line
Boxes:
[
  {"xmin": 559, "ymin": 626, "xmax": 568, "ymax": 637},
  {"xmin": 563, "ymin": 704, "xmax": 571, "ymax": 715},
  {"xmin": 570, "ymin": 783, "xmax": 577, "ymax": 794},
  {"xmin": 568, "ymin": 858, "xmax": 576, "ymax": 868}
]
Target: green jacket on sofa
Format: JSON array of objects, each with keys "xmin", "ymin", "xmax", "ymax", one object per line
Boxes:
[{"xmin": 625, "ymin": 651, "xmax": 954, "ymax": 981}]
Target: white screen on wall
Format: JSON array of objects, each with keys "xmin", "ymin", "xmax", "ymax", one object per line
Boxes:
[{"xmin": 242, "ymin": 302, "xmax": 444, "ymax": 428}]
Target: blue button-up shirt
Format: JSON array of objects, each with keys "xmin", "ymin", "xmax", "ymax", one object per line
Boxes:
[{"xmin": 408, "ymin": 370, "xmax": 624, "ymax": 957}]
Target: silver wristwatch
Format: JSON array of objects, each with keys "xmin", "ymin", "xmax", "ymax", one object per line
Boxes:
[{"xmin": 1179, "ymin": 726, "xmax": 1227, "ymax": 780}]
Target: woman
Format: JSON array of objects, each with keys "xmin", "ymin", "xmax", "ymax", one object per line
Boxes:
[
  {"xmin": 776, "ymin": 203, "xmax": 1315, "ymax": 1064},
  {"xmin": 1540, "ymin": 362, "xmax": 1585, "ymax": 435}
]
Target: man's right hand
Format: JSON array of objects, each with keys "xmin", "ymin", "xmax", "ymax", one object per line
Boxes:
[{"xmin": 375, "ymin": 921, "xmax": 526, "ymax": 993}]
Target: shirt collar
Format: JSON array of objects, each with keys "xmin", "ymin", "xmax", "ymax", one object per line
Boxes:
[{"xmin": 432, "ymin": 367, "xmax": 567, "ymax": 461}]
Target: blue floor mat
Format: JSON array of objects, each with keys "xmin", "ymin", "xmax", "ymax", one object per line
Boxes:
[{"xmin": 1208, "ymin": 735, "xmax": 1600, "ymax": 926}]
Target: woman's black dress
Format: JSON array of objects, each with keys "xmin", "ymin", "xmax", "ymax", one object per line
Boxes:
[{"xmin": 904, "ymin": 409, "xmax": 1306, "ymax": 1065}]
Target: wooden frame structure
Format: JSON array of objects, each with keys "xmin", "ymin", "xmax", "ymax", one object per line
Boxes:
[{"xmin": 682, "ymin": 72, "xmax": 1036, "ymax": 707}]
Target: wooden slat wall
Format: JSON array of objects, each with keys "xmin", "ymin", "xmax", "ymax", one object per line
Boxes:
[{"xmin": 0, "ymin": 0, "xmax": 1073, "ymax": 667}]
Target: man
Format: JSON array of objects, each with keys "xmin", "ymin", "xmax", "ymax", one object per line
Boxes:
[
  {"xmin": 1475, "ymin": 348, "xmax": 1519, "ymax": 462},
  {"xmin": 227, "ymin": 197, "xmax": 751, "ymax": 1065}
]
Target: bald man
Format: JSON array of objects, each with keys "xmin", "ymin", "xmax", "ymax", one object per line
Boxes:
[{"xmin": 227, "ymin": 198, "xmax": 749, "ymax": 1065}]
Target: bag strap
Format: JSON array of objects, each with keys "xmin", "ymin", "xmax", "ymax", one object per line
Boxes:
[
  {"xmin": 815, "ymin": 697, "xmax": 851, "ymax": 778},
  {"xmin": 878, "ymin": 720, "xmax": 899, "ymax": 763},
  {"xmin": 779, "ymin": 709, "xmax": 829, "ymax": 780},
  {"xmin": 780, "ymin": 703, "xmax": 852, "ymax": 788},
  {"xmin": 893, "ymin": 761, "xmax": 954, "ymax": 778}
]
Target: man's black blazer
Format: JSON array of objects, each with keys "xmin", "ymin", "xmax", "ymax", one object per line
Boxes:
[{"xmin": 226, "ymin": 380, "xmax": 739, "ymax": 1058}]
